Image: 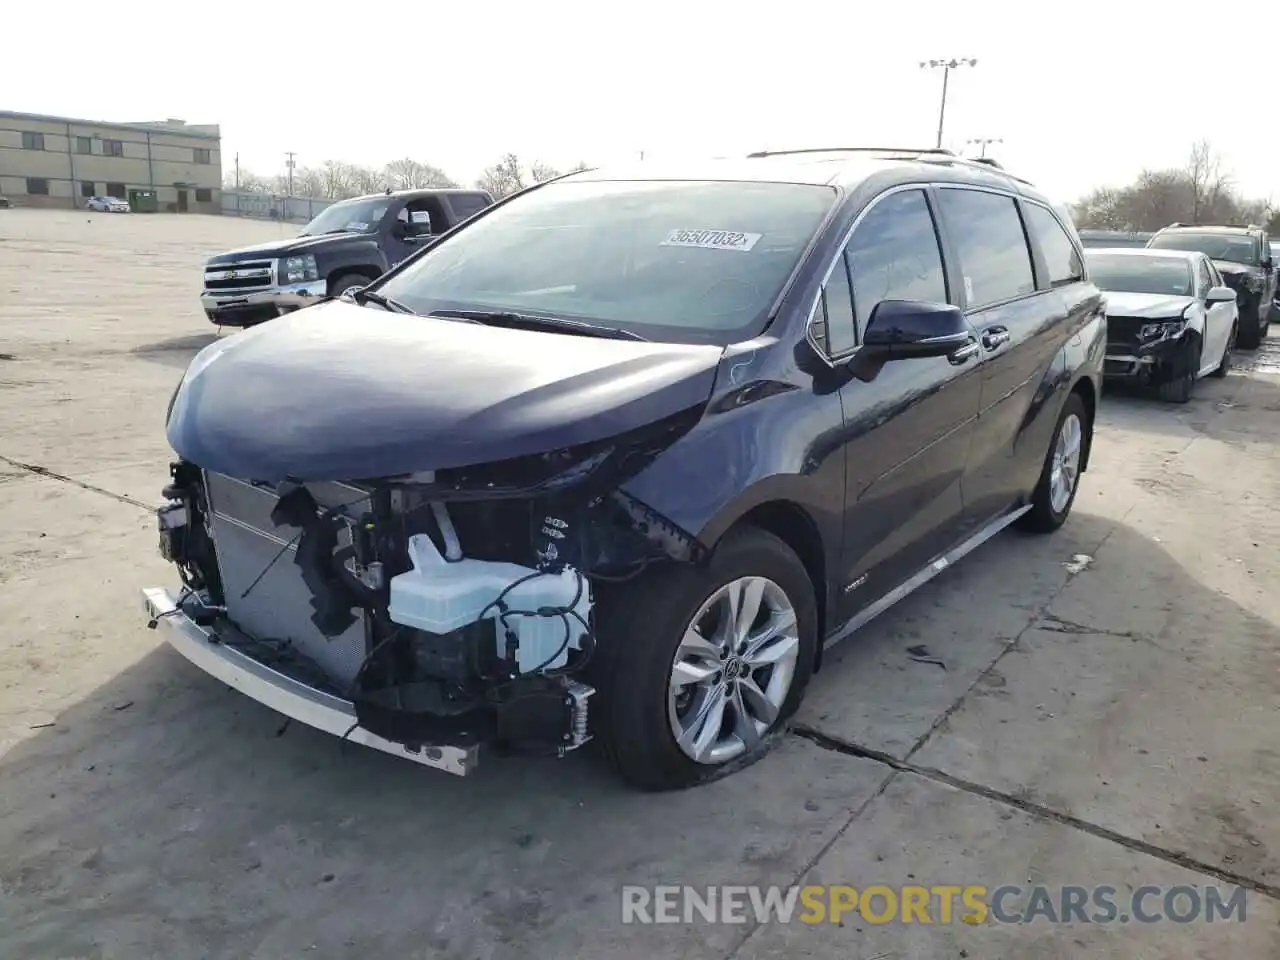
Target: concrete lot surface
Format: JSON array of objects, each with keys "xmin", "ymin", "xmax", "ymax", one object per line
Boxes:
[{"xmin": 1, "ymin": 209, "xmax": 1278, "ymax": 959}]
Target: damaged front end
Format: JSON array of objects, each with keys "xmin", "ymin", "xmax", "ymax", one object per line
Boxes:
[{"xmin": 144, "ymin": 408, "xmax": 705, "ymax": 775}]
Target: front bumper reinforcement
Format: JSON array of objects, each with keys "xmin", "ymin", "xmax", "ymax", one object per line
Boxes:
[{"xmin": 141, "ymin": 586, "xmax": 478, "ymax": 776}]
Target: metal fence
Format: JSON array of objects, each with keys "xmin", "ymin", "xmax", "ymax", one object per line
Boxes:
[{"xmin": 220, "ymin": 191, "xmax": 336, "ymax": 223}]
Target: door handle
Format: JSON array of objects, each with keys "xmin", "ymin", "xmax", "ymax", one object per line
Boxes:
[
  {"xmin": 948, "ymin": 340, "xmax": 981, "ymax": 365},
  {"xmin": 981, "ymin": 327, "xmax": 1011, "ymax": 350}
]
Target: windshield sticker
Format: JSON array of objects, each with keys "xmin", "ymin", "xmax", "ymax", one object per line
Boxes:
[
  {"xmin": 346, "ymin": 221, "xmax": 370, "ymax": 231},
  {"xmin": 661, "ymin": 229, "xmax": 761, "ymax": 252}
]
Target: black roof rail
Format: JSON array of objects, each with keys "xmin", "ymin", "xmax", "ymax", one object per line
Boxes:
[
  {"xmin": 746, "ymin": 146, "xmax": 956, "ymax": 159},
  {"xmin": 969, "ymin": 157, "xmax": 1003, "ymax": 169}
]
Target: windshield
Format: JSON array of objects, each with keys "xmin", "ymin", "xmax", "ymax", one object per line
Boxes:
[
  {"xmin": 1087, "ymin": 253, "xmax": 1193, "ymax": 297},
  {"xmin": 299, "ymin": 198, "xmax": 390, "ymax": 236},
  {"xmin": 1147, "ymin": 232, "xmax": 1258, "ymax": 265},
  {"xmin": 374, "ymin": 178, "xmax": 838, "ymax": 345}
]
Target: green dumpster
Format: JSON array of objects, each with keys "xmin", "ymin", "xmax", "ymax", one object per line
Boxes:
[{"xmin": 128, "ymin": 189, "xmax": 159, "ymax": 213}]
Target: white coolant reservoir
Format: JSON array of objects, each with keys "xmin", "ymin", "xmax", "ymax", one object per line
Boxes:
[{"xmin": 387, "ymin": 534, "xmax": 591, "ymax": 673}]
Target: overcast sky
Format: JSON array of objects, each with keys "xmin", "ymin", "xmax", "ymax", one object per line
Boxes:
[{"xmin": 4, "ymin": 0, "xmax": 1274, "ymax": 204}]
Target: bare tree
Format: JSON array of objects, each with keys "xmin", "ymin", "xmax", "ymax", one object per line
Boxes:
[
  {"xmin": 229, "ymin": 153, "xmax": 593, "ymax": 203},
  {"xmin": 1072, "ymin": 139, "xmax": 1269, "ymax": 232},
  {"xmin": 384, "ymin": 158, "xmax": 459, "ymax": 190},
  {"xmin": 476, "ymin": 153, "xmax": 527, "ymax": 199},
  {"xmin": 529, "ymin": 161, "xmax": 561, "ymax": 183},
  {"xmin": 1186, "ymin": 139, "xmax": 1232, "ymax": 225}
]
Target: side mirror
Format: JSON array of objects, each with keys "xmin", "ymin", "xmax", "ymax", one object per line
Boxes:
[
  {"xmin": 1206, "ymin": 285, "xmax": 1237, "ymax": 304},
  {"xmin": 1263, "ymin": 257, "xmax": 1273, "ymax": 270},
  {"xmin": 390, "ymin": 220, "xmax": 409, "ymax": 239},
  {"xmin": 861, "ymin": 300, "xmax": 973, "ymax": 361}
]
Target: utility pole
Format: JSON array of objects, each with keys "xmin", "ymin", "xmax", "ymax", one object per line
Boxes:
[
  {"xmin": 234, "ymin": 152, "xmax": 240, "ymax": 191},
  {"xmin": 284, "ymin": 151, "xmax": 297, "ymax": 198},
  {"xmin": 919, "ymin": 58, "xmax": 978, "ymax": 149},
  {"xmin": 967, "ymin": 137, "xmax": 1002, "ymax": 158}
]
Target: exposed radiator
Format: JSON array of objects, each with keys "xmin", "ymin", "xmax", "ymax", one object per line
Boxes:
[{"xmin": 203, "ymin": 472, "xmax": 371, "ymax": 691}]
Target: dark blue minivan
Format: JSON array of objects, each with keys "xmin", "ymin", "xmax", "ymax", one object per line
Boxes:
[{"xmin": 146, "ymin": 147, "xmax": 1104, "ymax": 790}]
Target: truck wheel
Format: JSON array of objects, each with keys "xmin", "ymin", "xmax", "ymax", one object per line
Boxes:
[
  {"xmin": 1236, "ymin": 302, "xmax": 1263, "ymax": 349},
  {"xmin": 1017, "ymin": 392, "xmax": 1088, "ymax": 535},
  {"xmin": 590, "ymin": 527, "xmax": 818, "ymax": 791},
  {"xmin": 328, "ymin": 273, "xmax": 371, "ymax": 299}
]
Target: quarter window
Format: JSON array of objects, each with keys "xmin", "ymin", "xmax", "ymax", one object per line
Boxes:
[
  {"xmin": 843, "ymin": 189, "xmax": 948, "ymax": 335},
  {"xmin": 1024, "ymin": 203, "xmax": 1084, "ymax": 287},
  {"xmin": 823, "ymin": 256, "xmax": 857, "ymax": 354},
  {"xmin": 937, "ymin": 188, "xmax": 1035, "ymax": 308},
  {"xmin": 1197, "ymin": 258, "xmax": 1213, "ymax": 296}
]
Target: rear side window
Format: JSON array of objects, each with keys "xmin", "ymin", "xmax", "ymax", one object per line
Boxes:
[
  {"xmin": 449, "ymin": 194, "xmax": 491, "ymax": 222},
  {"xmin": 937, "ymin": 188, "xmax": 1035, "ymax": 309},
  {"xmin": 844, "ymin": 189, "xmax": 948, "ymax": 335},
  {"xmin": 1024, "ymin": 203, "xmax": 1084, "ymax": 287}
]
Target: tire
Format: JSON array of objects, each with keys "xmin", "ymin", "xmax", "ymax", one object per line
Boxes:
[
  {"xmin": 1016, "ymin": 392, "xmax": 1088, "ymax": 535},
  {"xmin": 1210, "ymin": 321, "xmax": 1236, "ymax": 378},
  {"xmin": 1157, "ymin": 337, "xmax": 1200, "ymax": 404},
  {"xmin": 327, "ymin": 273, "xmax": 371, "ymax": 299},
  {"xmin": 1236, "ymin": 301, "xmax": 1263, "ymax": 350},
  {"xmin": 590, "ymin": 527, "xmax": 818, "ymax": 791}
]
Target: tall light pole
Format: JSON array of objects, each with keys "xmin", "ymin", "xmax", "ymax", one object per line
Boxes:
[
  {"xmin": 967, "ymin": 137, "xmax": 1002, "ymax": 158},
  {"xmin": 919, "ymin": 58, "xmax": 978, "ymax": 149}
]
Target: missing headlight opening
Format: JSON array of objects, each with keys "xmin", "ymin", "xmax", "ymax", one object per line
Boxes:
[{"xmin": 152, "ymin": 409, "xmax": 704, "ymax": 764}]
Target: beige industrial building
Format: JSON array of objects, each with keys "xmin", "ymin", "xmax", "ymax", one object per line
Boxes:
[{"xmin": 0, "ymin": 110, "xmax": 221, "ymax": 213}]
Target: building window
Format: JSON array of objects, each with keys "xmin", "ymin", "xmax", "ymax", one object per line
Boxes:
[
  {"xmin": 26, "ymin": 178, "xmax": 50, "ymax": 195},
  {"xmin": 106, "ymin": 182, "xmax": 127, "ymax": 199},
  {"xmin": 80, "ymin": 181, "xmax": 95, "ymax": 198},
  {"xmin": 22, "ymin": 131, "xmax": 45, "ymax": 150},
  {"xmin": 76, "ymin": 136, "xmax": 93, "ymax": 154},
  {"xmin": 194, "ymin": 147, "xmax": 211, "ymax": 164},
  {"xmin": 195, "ymin": 188, "xmax": 212, "ymax": 202},
  {"xmin": 103, "ymin": 139, "xmax": 124, "ymax": 157}
]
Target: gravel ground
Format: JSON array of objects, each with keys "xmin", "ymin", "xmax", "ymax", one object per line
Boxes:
[{"xmin": 1, "ymin": 209, "xmax": 1278, "ymax": 959}]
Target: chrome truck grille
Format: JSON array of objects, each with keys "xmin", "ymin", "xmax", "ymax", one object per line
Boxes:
[
  {"xmin": 203, "ymin": 472, "xmax": 371, "ymax": 690},
  {"xmin": 203, "ymin": 259, "xmax": 275, "ymax": 294}
]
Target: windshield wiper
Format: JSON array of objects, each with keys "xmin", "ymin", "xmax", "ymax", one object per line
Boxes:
[
  {"xmin": 350, "ymin": 289, "xmax": 416, "ymax": 314},
  {"xmin": 427, "ymin": 309, "xmax": 648, "ymax": 341}
]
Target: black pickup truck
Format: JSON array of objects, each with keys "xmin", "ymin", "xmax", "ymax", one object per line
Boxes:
[{"xmin": 201, "ymin": 188, "xmax": 494, "ymax": 327}]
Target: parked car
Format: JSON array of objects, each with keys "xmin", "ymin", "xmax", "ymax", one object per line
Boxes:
[
  {"xmin": 1145, "ymin": 223, "xmax": 1276, "ymax": 348},
  {"xmin": 86, "ymin": 195, "xmax": 130, "ymax": 213},
  {"xmin": 143, "ymin": 148, "xmax": 1104, "ymax": 790},
  {"xmin": 1079, "ymin": 229, "xmax": 1153, "ymax": 249},
  {"xmin": 1089, "ymin": 248, "xmax": 1238, "ymax": 401},
  {"xmin": 200, "ymin": 188, "xmax": 494, "ymax": 327}
]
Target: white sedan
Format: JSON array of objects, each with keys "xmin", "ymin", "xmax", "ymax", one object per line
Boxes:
[
  {"xmin": 87, "ymin": 196, "xmax": 130, "ymax": 213},
  {"xmin": 1088, "ymin": 247, "xmax": 1239, "ymax": 403}
]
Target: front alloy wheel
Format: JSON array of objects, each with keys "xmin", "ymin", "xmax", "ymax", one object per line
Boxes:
[
  {"xmin": 591, "ymin": 527, "xmax": 817, "ymax": 790},
  {"xmin": 668, "ymin": 576, "xmax": 800, "ymax": 766}
]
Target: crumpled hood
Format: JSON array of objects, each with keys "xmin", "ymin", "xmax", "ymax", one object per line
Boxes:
[
  {"xmin": 166, "ymin": 299, "xmax": 724, "ymax": 481},
  {"xmin": 1211, "ymin": 260, "xmax": 1255, "ymax": 287},
  {"xmin": 204, "ymin": 233, "xmax": 364, "ymax": 264},
  {"xmin": 1103, "ymin": 291, "xmax": 1195, "ymax": 319}
]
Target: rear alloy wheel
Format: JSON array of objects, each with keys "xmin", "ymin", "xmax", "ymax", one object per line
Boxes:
[
  {"xmin": 592, "ymin": 527, "xmax": 817, "ymax": 790},
  {"xmin": 1017, "ymin": 392, "xmax": 1088, "ymax": 534},
  {"xmin": 1210, "ymin": 322, "xmax": 1236, "ymax": 378}
]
